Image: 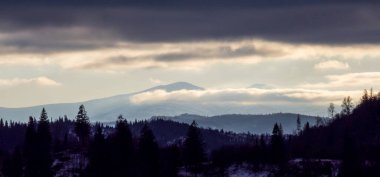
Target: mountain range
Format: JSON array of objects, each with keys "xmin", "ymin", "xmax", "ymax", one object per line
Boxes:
[
  {"xmin": 159, "ymin": 113, "xmax": 319, "ymax": 134},
  {"xmin": 0, "ymin": 82, "xmax": 323, "ymax": 133}
]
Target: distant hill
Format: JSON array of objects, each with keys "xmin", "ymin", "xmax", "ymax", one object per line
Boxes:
[
  {"xmin": 129, "ymin": 119, "xmax": 254, "ymax": 151},
  {"xmin": 0, "ymin": 82, "xmax": 327, "ymax": 128},
  {"xmin": 157, "ymin": 113, "xmax": 321, "ymax": 134}
]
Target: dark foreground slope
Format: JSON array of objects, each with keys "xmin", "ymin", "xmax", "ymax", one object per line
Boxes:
[{"xmin": 290, "ymin": 93, "xmax": 380, "ymax": 176}]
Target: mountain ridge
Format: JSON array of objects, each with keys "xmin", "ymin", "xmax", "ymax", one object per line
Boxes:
[{"xmin": 0, "ymin": 81, "xmax": 327, "ymax": 129}]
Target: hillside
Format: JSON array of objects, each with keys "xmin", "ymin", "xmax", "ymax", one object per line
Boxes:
[{"xmin": 160, "ymin": 113, "xmax": 321, "ymax": 134}]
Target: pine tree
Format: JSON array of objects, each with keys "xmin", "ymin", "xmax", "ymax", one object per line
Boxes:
[
  {"xmin": 110, "ymin": 115, "xmax": 134, "ymax": 177},
  {"xmin": 86, "ymin": 123, "xmax": 107, "ymax": 177},
  {"xmin": 0, "ymin": 118, "xmax": 4, "ymax": 128},
  {"xmin": 296, "ymin": 115, "xmax": 301, "ymax": 134},
  {"xmin": 24, "ymin": 117, "xmax": 38, "ymax": 177},
  {"xmin": 304, "ymin": 122, "xmax": 310, "ymax": 131},
  {"xmin": 183, "ymin": 121, "xmax": 205, "ymax": 175},
  {"xmin": 271, "ymin": 123, "xmax": 286, "ymax": 164},
  {"xmin": 36, "ymin": 108, "xmax": 52, "ymax": 177},
  {"xmin": 74, "ymin": 105, "xmax": 91, "ymax": 146},
  {"xmin": 137, "ymin": 123, "xmax": 159, "ymax": 177}
]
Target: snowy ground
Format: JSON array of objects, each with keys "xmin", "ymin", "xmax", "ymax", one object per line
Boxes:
[
  {"xmin": 228, "ymin": 164, "xmax": 270, "ymax": 177},
  {"xmin": 53, "ymin": 150, "xmax": 88, "ymax": 177}
]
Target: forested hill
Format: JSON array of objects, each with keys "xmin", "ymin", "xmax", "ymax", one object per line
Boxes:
[
  {"xmin": 0, "ymin": 117, "xmax": 255, "ymax": 153},
  {"xmin": 292, "ymin": 91, "xmax": 380, "ymax": 176},
  {"xmin": 156, "ymin": 113, "xmax": 322, "ymax": 134}
]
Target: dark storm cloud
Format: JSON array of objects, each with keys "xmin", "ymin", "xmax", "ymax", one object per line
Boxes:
[
  {"xmin": 78, "ymin": 44, "xmax": 281, "ymax": 69},
  {"xmin": 1, "ymin": 0, "xmax": 380, "ymax": 53},
  {"xmin": 155, "ymin": 45, "xmax": 282, "ymax": 62}
]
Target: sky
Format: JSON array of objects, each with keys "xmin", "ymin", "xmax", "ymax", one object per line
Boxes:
[{"xmin": 0, "ymin": 0, "xmax": 380, "ymax": 110}]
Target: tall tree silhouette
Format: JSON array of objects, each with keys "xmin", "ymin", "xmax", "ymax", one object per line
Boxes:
[
  {"xmin": 183, "ymin": 121, "xmax": 205, "ymax": 176},
  {"xmin": 271, "ymin": 123, "xmax": 286, "ymax": 164},
  {"xmin": 328, "ymin": 103, "xmax": 335, "ymax": 118},
  {"xmin": 74, "ymin": 105, "xmax": 90, "ymax": 146},
  {"xmin": 304, "ymin": 122, "xmax": 310, "ymax": 131},
  {"xmin": 341, "ymin": 96, "xmax": 354, "ymax": 116},
  {"xmin": 0, "ymin": 118, "xmax": 4, "ymax": 128},
  {"xmin": 86, "ymin": 123, "xmax": 107, "ymax": 177},
  {"xmin": 24, "ymin": 117, "xmax": 38, "ymax": 177},
  {"xmin": 36, "ymin": 108, "xmax": 52, "ymax": 177},
  {"xmin": 296, "ymin": 114, "xmax": 301, "ymax": 134},
  {"xmin": 361, "ymin": 89, "xmax": 369, "ymax": 103},
  {"xmin": 110, "ymin": 115, "xmax": 134, "ymax": 177},
  {"xmin": 137, "ymin": 123, "xmax": 159, "ymax": 177}
]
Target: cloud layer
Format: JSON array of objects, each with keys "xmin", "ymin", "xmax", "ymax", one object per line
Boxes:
[
  {"xmin": 0, "ymin": 76, "xmax": 61, "ymax": 87},
  {"xmin": 302, "ymin": 72, "xmax": 380, "ymax": 89},
  {"xmin": 314, "ymin": 60, "xmax": 350, "ymax": 70},
  {"xmin": 0, "ymin": 0, "xmax": 379, "ymax": 109},
  {"xmin": 129, "ymin": 88, "xmax": 360, "ymax": 106},
  {"xmin": 1, "ymin": 1, "xmax": 380, "ymax": 53}
]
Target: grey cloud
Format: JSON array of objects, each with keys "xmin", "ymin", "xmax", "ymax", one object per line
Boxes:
[
  {"xmin": 0, "ymin": 1, "xmax": 379, "ymax": 54},
  {"xmin": 155, "ymin": 53, "xmax": 198, "ymax": 62},
  {"xmin": 80, "ymin": 56, "xmax": 141, "ymax": 69},
  {"xmin": 154, "ymin": 45, "xmax": 265, "ymax": 62},
  {"xmin": 77, "ymin": 44, "xmax": 281, "ymax": 69},
  {"xmin": 0, "ymin": 0, "xmax": 380, "ymax": 44}
]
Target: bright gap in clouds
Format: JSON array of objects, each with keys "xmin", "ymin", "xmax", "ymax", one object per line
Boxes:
[
  {"xmin": 129, "ymin": 88, "xmax": 361, "ymax": 106},
  {"xmin": 0, "ymin": 76, "xmax": 61, "ymax": 87},
  {"xmin": 0, "ymin": 37, "xmax": 379, "ymax": 108}
]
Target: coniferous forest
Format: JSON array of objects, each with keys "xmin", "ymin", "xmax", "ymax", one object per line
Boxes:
[{"xmin": 1, "ymin": 89, "xmax": 380, "ymax": 177}]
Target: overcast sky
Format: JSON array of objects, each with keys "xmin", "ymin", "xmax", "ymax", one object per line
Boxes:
[{"xmin": 0, "ymin": 0, "xmax": 379, "ymax": 110}]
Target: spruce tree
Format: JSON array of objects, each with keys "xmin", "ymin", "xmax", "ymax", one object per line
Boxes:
[
  {"xmin": 86, "ymin": 123, "xmax": 107, "ymax": 177},
  {"xmin": 271, "ymin": 123, "xmax": 286, "ymax": 164},
  {"xmin": 137, "ymin": 123, "xmax": 159, "ymax": 177},
  {"xmin": 296, "ymin": 114, "xmax": 301, "ymax": 134},
  {"xmin": 304, "ymin": 122, "xmax": 310, "ymax": 131},
  {"xmin": 0, "ymin": 118, "xmax": 4, "ymax": 128},
  {"xmin": 110, "ymin": 115, "xmax": 134, "ymax": 177},
  {"xmin": 24, "ymin": 117, "xmax": 38, "ymax": 177},
  {"xmin": 183, "ymin": 121, "xmax": 205, "ymax": 175},
  {"xmin": 74, "ymin": 105, "xmax": 91, "ymax": 146},
  {"xmin": 36, "ymin": 108, "xmax": 52, "ymax": 177}
]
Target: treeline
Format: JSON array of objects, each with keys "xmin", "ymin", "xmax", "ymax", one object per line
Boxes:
[
  {"xmin": 210, "ymin": 89, "xmax": 380, "ymax": 177},
  {"xmin": 291, "ymin": 89, "xmax": 380, "ymax": 177},
  {"xmin": 0, "ymin": 104, "xmax": 291, "ymax": 177},
  {"xmin": 0, "ymin": 105, "xmax": 210, "ymax": 177},
  {"xmin": 2, "ymin": 89, "xmax": 380, "ymax": 176}
]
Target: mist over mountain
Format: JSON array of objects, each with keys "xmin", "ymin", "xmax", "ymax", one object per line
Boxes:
[{"xmin": 0, "ymin": 82, "xmax": 327, "ymax": 126}]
